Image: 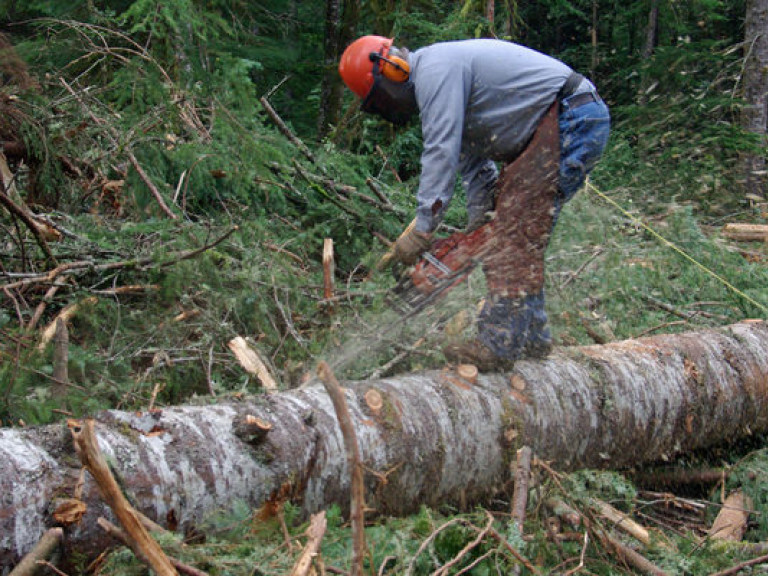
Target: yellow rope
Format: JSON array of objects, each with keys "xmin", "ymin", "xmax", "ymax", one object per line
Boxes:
[{"xmin": 583, "ymin": 179, "xmax": 768, "ymax": 315}]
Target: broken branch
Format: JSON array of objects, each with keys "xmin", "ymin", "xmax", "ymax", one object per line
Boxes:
[
  {"xmin": 289, "ymin": 511, "xmax": 327, "ymax": 576},
  {"xmin": 7, "ymin": 528, "xmax": 63, "ymax": 576},
  {"xmin": 227, "ymin": 336, "xmax": 279, "ymax": 392},
  {"xmin": 69, "ymin": 419, "xmax": 177, "ymax": 576},
  {"xmin": 0, "ymin": 162, "xmax": 59, "ymax": 264},
  {"xmin": 511, "ymin": 446, "xmax": 533, "ymax": 532},
  {"xmin": 317, "ymin": 361, "xmax": 366, "ymax": 576},
  {"xmin": 98, "ymin": 518, "xmax": 208, "ymax": 576},
  {"xmin": 260, "ymin": 97, "xmax": 326, "ymax": 175}
]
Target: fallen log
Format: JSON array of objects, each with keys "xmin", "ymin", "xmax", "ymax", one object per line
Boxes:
[
  {"xmin": 722, "ymin": 223, "xmax": 768, "ymax": 242},
  {"xmin": 2, "ymin": 320, "xmax": 768, "ymax": 569}
]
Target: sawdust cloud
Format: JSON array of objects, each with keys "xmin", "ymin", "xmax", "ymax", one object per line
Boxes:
[{"xmin": 315, "ymin": 269, "xmax": 486, "ymax": 381}]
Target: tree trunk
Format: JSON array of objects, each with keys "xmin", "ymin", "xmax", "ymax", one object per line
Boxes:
[
  {"xmin": 642, "ymin": 0, "xmax": 659, "ymax": 59},
  {"xmin": 742, "ymin": 0, "xmax": 768, "ymax": 198},
  {"xmin": 485, "ymin": 0, "xmax": 495, "ymax": 35},
  {"xmin": 2, "ymin": 320, "xmax": 768, "ymax": 569},
  {"xmin": 317, "ymin": 0, "xmax": 358, "ymax": 140},
  {"xmin": 591, "ymin": 0, "xmax": 599, "ymax": 75}
]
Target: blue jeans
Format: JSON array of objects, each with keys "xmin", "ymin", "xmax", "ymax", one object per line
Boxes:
[
  {"xmin": 479, "ymin": 97, "xmax": 610, "ymax": 360},
  {"xmin": 555, "ymin": 97, "xmax": 611, "ymax": 221}
]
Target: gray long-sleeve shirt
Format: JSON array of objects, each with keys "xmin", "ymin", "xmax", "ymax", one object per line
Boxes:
[{"xmin": 408, "ymin": 39, "xmax": 573, "ymax": 232}]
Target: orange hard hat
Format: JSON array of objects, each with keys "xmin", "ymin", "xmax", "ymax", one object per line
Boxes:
[{"xmin": 339, "ymin": 35, "xmax": 393, "ymax": 98}]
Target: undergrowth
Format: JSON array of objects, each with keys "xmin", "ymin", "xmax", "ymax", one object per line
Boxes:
[{"xmin": 92, "ymin": 453, "xmax": 768, "ymax": 575}]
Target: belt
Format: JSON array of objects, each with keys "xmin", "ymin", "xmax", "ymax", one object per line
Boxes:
[
  {"xmin": 558, "ymin": 71, "xmax": 584, "ymax": 99},
  {"xmin": 561, "ymin": 91, "xmax": 599, "ymax": 111}
]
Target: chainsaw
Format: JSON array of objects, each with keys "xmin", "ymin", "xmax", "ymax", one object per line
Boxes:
[{"xmin": 384, "ymin": 219, "xmax": 497, "ymax": 316}]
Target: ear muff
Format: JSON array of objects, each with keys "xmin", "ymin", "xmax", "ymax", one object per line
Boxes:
[
  {"xmin": 369, "ymin": 52, "xmax": 410, "ymax": 83},
  {"xmin": 381, "ymin": 55, "xmax": 410, "ymax": 82}
]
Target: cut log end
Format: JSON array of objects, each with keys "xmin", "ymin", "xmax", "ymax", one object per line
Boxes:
[
  {"xmin": 510, "ymin": 374, "xmax": 527, "ymax": 391},
  {"xmin": 364, "ymin": 389, "xmax": 384, "ymax": 412}
]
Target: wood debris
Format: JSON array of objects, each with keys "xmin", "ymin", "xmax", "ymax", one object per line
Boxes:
[{"xmin": 227, "ymin": 336, "xmax": 279, "ymax": 392}]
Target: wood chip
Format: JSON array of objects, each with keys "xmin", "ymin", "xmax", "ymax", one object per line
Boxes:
[{"xmin": 227, "ymin": 336, "xmax": 279, "ymax": 392}]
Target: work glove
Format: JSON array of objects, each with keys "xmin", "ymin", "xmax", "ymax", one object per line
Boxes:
[{"xmin": 393, "ymin": 228, "xmax": 433, "ymax": 266}]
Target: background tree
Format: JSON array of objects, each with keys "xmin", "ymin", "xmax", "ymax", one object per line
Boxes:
[
  {"xmin": 642, "ymin": 0, "xmax": 660, "ymax": 58},
  {"xmin": 742, "ymin": 0, "xmax": 768, "ymax": 198},
  {"xmin": 317, "ymin": 0, "xmax": 358, "ymax": 140}
]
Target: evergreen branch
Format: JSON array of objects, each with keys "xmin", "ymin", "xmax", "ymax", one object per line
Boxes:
[
  {"xmin": 58, "ymin": 77, "xmax": 179, "ymax": 220},
  {"xmin": 259, "ymin": 96, "xmax": 328, "ymax": 176},
  {"xmin": 0, "ymin": 172, "xmax": 58, "ymax": 266},
  {"xmin": 0, "ymin": 226, "xmax": 238, "ymax": 293}
]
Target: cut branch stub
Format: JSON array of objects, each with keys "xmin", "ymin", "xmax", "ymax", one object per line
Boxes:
[
  {"xmin": 364, "ymin": 389, "xmax": 384, "ymax": 413},
  {"xmin": 457, "ymin": 364, "xmax": 479, "ymax": 384},
  {"xmin": 233, "ymin": 414, "xmax": 273, "ymax": 445}
]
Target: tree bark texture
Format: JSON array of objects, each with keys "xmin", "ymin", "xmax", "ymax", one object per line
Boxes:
[
  {"xmin": 742, "ymin": 0, "xmax": 768, "ymax": 197},
  {"xmin": 642, "ymin": 0, "xmax": 659, "ymax": 59},
  {"xmin": 2, "ymin": 320, "xmax": 768, "ymax": 569},
  {"xmin": 317, "ymin": 0, "xmax": 357, "ymax": 139},
  {"xmin": 317, "ymin": 0, "xmax": 342, "ymax": 139}
]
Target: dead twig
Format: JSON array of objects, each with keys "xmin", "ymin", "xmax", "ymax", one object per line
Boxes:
[
  {"xmin": 69, "ymin": 419, "xmax": 177, "ymax": 576},
  {"xmin": 260, "ymin": 97, "xmax": 327, "ymax": 176},
  {"xmin": 560, "ymin": 247, "xmax": 603, "ymax": 289},
  {"xmin": 487, "ymin": 527, "xmax": 542, "ymax": 574},
  {"xmin": 289, "ymin": 511, "xmax": 327, "ymax": 576},
  {"xmin": 0, "ymin": 171, "xmax": 59, "ymax": 265},
  {"xmin": 316, "ymin": 362, "xmax": 366, "ymax": 576},
  {"xmin": 634, "ymin": 320, "xmax": 688, "ymax": 339},
  {"xmin": 432, "ymin": 511, "xmax": 495, "ymax": 576},
  {"xmin": 98, "ymin": 518, "xmax": 208, "ymax": 576},
  {"xmin": 366, "ymin": 337, "xmax": 426, "ymax": 380},
  {"xmin": 561, "ymin": 532, "xmax": 589, "ymax": 576},
  {"xmin": 273, "ymin": 283, "xmax": 307, "ymax": 348},
  {"xmin": 511, "ymin": 446, "xmax": 533, "ymax": 532},
  {"xmin": 8, "ymin": 528, "xmax": 64, "ymax": 576},
  {"xmin": 1, "ymin": 226, "xmax": 238, "ymax": 293},
  {"xmin": 126, "ymin": 151, "xmax": 178, "ymax": 220},
  {"xmin": 405, "ymin": 517, "xmax": 469, "ymax": 576},
  {"xmin": 709, "ymin": 553, "xmax": 768, "ymax": 576},
  {"xmin": 34, "ymin": 560, "xmax": 69, "ymax": 576}
]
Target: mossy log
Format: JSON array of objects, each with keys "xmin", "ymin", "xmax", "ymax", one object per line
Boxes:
[{"xmin": 2, "ymin": 320, "xmax": 768, "ymax": 569}]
